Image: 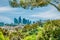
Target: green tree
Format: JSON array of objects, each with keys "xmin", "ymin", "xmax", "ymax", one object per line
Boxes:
[
  {"xmin": 0, "ymin": 32, "xmax": 5, "ymax": 40},
  {"xmin": 9, "ymin": 0, "xmax": 60, "ymax": 11},
  {"xmin": 37, "ymin": 20, "xmax": 60, "ymax": 40}
]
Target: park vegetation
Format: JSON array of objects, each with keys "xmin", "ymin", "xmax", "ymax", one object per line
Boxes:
[{"xmin": 0, "ymin": 19, "xmax": 60, "ymax": 40}]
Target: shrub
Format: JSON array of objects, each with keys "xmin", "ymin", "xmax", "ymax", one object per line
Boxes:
[
  {"xmin": 0, "ymin": 32, "xmax": 5, "ymax": 40},
  {"xmin": 23, "ymin": 35, "xmax": 36, "ymax": 40},
  {"xmin": 37, "ymin": 21, "xmax": 60, "ymax": 40}
]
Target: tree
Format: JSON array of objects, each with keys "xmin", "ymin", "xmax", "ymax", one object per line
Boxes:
[
  {"xmin": 0, "ymin": 32, "xmax": 5, "ymax": 40},
  {"xmin": 36, "ymin": 20, "xmax": 60, "ymax": 40},
  {"xmin": 9, "ymin": 0, "xmax": 60, "ymax": 11}
]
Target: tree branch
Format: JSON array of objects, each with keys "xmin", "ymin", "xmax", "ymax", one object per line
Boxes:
[{"xmin": 48, "ymin": 1, "xmax": 60, "ymax": 11}]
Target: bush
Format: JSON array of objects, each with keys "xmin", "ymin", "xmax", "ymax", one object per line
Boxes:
[
  {"xmin": 37, "ymin": 21, "xmax": 60, "ymax": 40},
  {"xmin": 23, "ymin": 35, "xmax": 36, "ymax": 40},
  {"xmin": 0, "ymin": 32, "xmax": 5, "ymax": 40}
]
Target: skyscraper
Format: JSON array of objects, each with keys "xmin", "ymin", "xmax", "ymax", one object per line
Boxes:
[
  {"xmin": 19, "ymin": 16, "xmax": 21, "ymax": 24},
  {"xmin": 0, "ymin": 22, "xmax": 4, "ymax": 26},
  {"xmin": 14, "ymin": 18, "xmax": 18, "ymax": 25},
  {"xmin": 23, "ymin": 18, "xmax": 27, "ymax": 24},
  {"xmin": 27, "ymin": 19, "xmax": 31, "ymax": 24}
]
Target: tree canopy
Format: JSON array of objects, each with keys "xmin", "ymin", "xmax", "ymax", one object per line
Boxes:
[{"xmin": 9, "ymin": 0, "xmax": 60, "ymax": 11}]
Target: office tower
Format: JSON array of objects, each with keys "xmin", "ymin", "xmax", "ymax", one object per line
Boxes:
[
  {"xmin": 29, "ymin": 20, "xmax": 31, "ymax": 24},
  {"xmin": 27, "ymin": 19, "xmax": 31, "ymax": 24},
  {"xmin": 33, "ymin": 21, "xmax": 35, "ymax": 23},
  {"xmin": 0, "ymin": 22, "xmax": 4, "ymax": 26},
  {"xmin": 19, "ymin": 16, "xmax": 21, "ymax": 24},
  {"xmin": 23, "ymin": 18, "xmax": 27, "ymax": 24},
  {"xmin": 14, "ymin": 18, "xmax": 18, "ymax": 24}
]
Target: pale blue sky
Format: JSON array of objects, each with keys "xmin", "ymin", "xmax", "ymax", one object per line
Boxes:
[{"xmin": 0, "ymin": 0, "xmax": 60, "ymax": 23}]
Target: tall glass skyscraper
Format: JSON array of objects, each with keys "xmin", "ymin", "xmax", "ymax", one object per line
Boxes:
[
  {"xmin": 14, "ymin": 18, "xmax": 18, "ymax": 25},
  {"xmin": 19, "ymin": 16, "xmax": 21, "ymax": 24}
]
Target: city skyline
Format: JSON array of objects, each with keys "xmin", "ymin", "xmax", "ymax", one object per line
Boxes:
[
  {"xmin": 0, "ymin": 0, "xmax": 60, "ymax": 23},
  {"xmin": 14, "ymin": 16, "xmax": 32, "ymax": 24},
  {"xmin": 0, "ymin": 16, "xmax": 32, "ymax": 26}
]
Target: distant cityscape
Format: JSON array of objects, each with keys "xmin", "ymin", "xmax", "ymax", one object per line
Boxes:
[
  {"xmin": 14, "ymin": 16, "xmax": 33, "ymax": 25},
  {"xmin": 0, "ymin": 16, "xmax": 35, "ymax": 26}
]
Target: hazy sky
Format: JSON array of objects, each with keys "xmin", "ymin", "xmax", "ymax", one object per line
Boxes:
[{"xmin": 0, "ymin": 0, "xmax": 60, "ymax": 23}]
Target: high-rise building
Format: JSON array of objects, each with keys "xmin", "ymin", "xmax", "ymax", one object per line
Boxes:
[
  {"xmin": 27, "ymin": 19, "xmax": 29, "ymax": 24},
  {"xmin": 27, "ymin": 20, "xmax": 31, "ymax": 24},
  {"xmin": 14, "ymin": 18, "xmax": 18, "ymax": 25},
  {"xmin": 19, "ymin": 16, "xmax": 21, "ymax": 24},
  {"xmin": 29, "ymin": 20, "xmax": 31, "ymax": 24},
  {"xmin": 14, "ymin": 17, "xmax": 32, "ymax": 25},
  {"xmin": 0, "ymin": 22, "xmax": 4, "ymax": 26},
  {"xmin": 23, "ymin": 18, "xmax": 27, "ymax": 24},
  {"xmin": 33, "ymin": 21, "xmax": 35, "ymax": 23}
]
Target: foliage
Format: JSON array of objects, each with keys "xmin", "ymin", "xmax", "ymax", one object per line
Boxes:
[
  {"xmin": 0, "ymin": 32, "xmax": 5, "ymax": 40},
  {"xmin": 23, "ymin": 35, "xmax": 36, "ymax": 40},
  {"xmin": 0, "ymin": 20, "xmax": 60, "ymax": 40},
  {"xmin": 37, "ymin": 20, "xmax": 60, "ymax": 40},
  {"xmin": 9, "ymin": 0, "xmax": 60, "ymax": 11}
]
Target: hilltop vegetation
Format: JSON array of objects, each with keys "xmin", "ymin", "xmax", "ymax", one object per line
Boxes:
[{"xmin": 0, "ymin": 20, "xmax": 60, "ymax": 40}]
